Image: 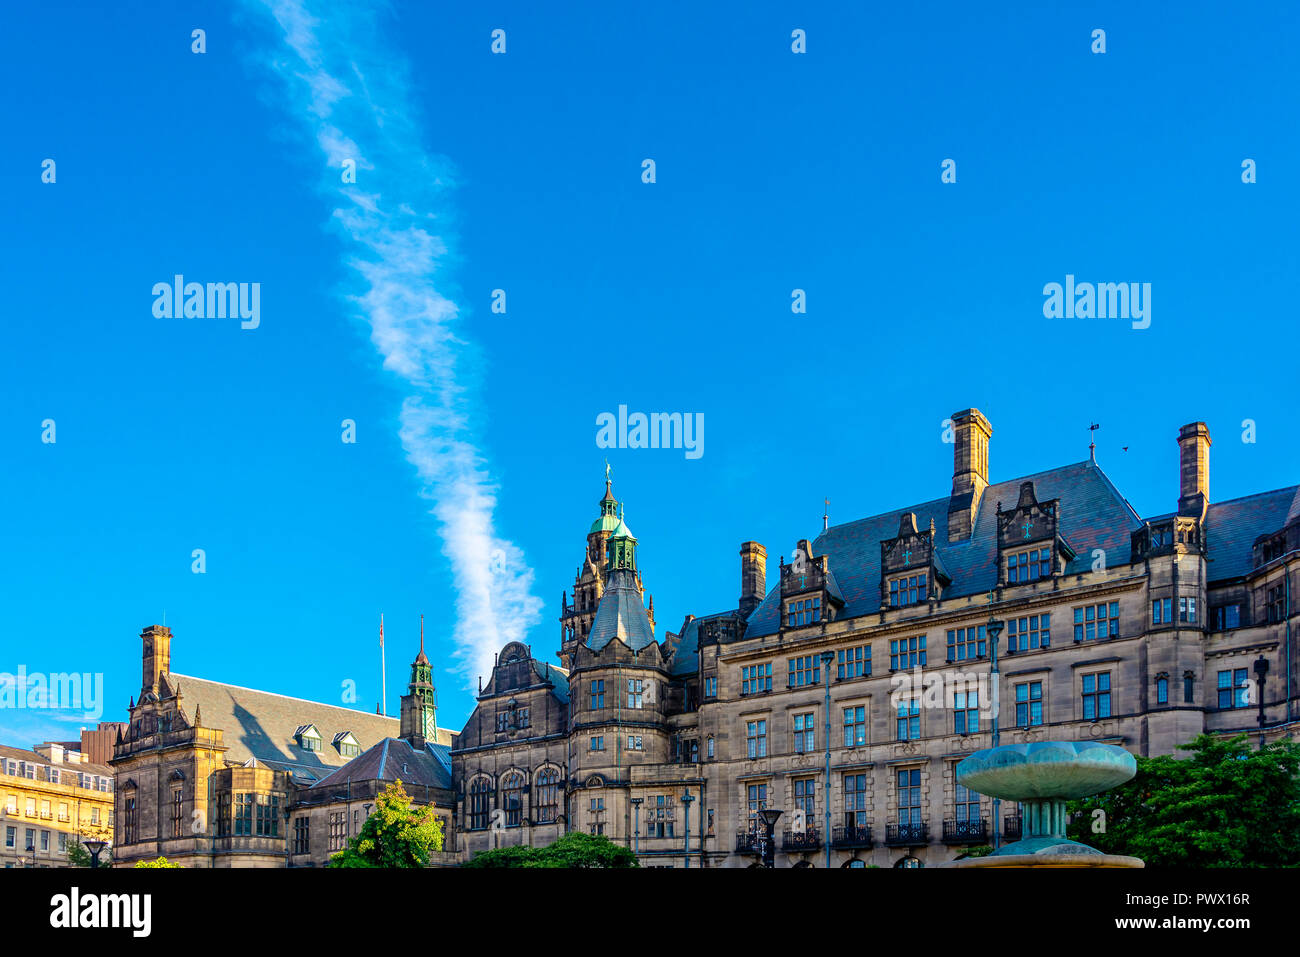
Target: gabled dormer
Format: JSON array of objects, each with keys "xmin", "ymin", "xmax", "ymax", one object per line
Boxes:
[
  {"xmin": 332, "ymin": 731, "xmax": 361, "ymax": 758},
  {"xmin": 997, "ymin": 482, "xmax": 1074, "ymax": 585},
  {"xmin": 778, "ymin": 539, "xmax": 844, "ymax": 628},
  {"xmin": 294, "ymin": 724, "xmax": 322, "ymax": 753},
  {"xmin": 880, "ymin": 513, "xmax": 950, "ymax": 608}
]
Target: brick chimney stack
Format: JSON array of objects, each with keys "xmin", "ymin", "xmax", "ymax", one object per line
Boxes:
[
  {"xmin": 947, "ymin": 408, "xmax": 993, "ymax": 542},
  {"xmin": 739, "ymin": 541, "xmax": 767, "ymax": 618},
  {"xmin": 1177, "ymin": 422, "xmax": 1211, "ymax": 519}
]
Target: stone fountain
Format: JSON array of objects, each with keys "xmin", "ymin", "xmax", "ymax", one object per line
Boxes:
[{"xmin": 946, "ymin": 741, "xmax": 1143, "ymax": 868}]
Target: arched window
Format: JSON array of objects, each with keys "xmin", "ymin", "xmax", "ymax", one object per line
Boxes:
[
  {"xmin": 707, "ymin": 735, "xmax": 715, "ymax": 759},
  {"xmin": 536, "ymin": 768, "xmax": 559, "ymax": 824},
  {"xmin": 843, "ymin": 858, "xmax": 866, "ymax": 869},
  {"xmin": 469, "ymin": 778, "xmax": 491, "ymax": 831},
  {"xmin": 503, "ymin": 772, "xmax": 524, "ymax": 828}
]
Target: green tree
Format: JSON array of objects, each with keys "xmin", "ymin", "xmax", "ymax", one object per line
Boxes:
[
  {"xmin": 1067, "ymin": 733, "xmax": 1300, "ymax": 867},
  {"xmin": 463, "ymin": 832, "xmax": 639, "ymax": 868},
  {"xmin": 329, "ymin": 781, "xmax": 444, "ymax": 868},
  {"xmin": 66, "ymin": 828, "xmax": 113, "ymax": 868},
  {"xmin": 134, "ymin": 856, "xmax": 181, "ymax": 868}
]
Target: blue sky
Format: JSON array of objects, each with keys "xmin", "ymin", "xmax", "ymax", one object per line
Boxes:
[{"xmin": 2, "ymin": 0, "xmax": 1297, "ymax": 748}]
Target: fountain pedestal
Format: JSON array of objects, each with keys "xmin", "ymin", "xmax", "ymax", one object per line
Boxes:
[{"xmin": 946, "ymin": 741, "xmax": 1143, "ymax": 868}]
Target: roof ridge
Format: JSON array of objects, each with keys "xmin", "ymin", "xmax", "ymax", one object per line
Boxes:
[
  {"xmin": 171, "ymin": 673, "xmax": 401, "ymax": 722},
  {"xmin": 1210, "ymin": 484, "xmax": 1300, "ymax": 509}
]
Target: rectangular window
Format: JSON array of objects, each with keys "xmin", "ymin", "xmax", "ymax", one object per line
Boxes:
[
  {"xmin": 1217, "ymin": 669, "xmax": 1250, "ymax": 709},
  {"xmin": 746, "ymin": 719, "xmax": 768, "ymax": 759},
  {"xmin": 946, "ymin": 625, "xmax": 986, "ymax": 661},
  {"xmin": 704, "ymin": 676, "xmax": 717, "ymax": 699},
  {"xmin": 1082, "ymin": 672, "xmax": 1112, "ymax": 720},
  {"xmin": 234, "ymin": 793, "xmax": 254, "ymax": 836},
  {"xmin": 590, "ymin": 678, "xmax": 605, "ymax": 709},
  {"xmin": 293, "ymin": 817, "xmax": 310, "ymax": 855},
  {"xmin": 1074, "ymin": 601, "xmax": 1120, "ymax": 641},
  {"xmin": 40, "ymin": 830, "xmax": 48, "ymax": 851},
  {"xmin": 787, "ymin": 655, "xmax": 821, "ymax": 688},
  {"xmin": 954, "ymin": 782, "xmax": 980, "ymax": 823},
  {"xmin": 255, "ymin": 794, "xmax": 279, "ymax": 837},
  {"xmin": 1152, "ymin": 598, "xmax": 1172, "ymax": 624},
  {"xmin": 627, "ymin": 735, "xmax": 643, "ymax": 750},
  {"xmin": 837, "ymin": 645, "xmax": 870, "ymax": 679},
  {"xmin": 1156, "ymin": 675, "xmax": 1169, "ymax": 705},
  {"xmin": 171, "ymin": 788, "xmax": 183, "ymax": 838},
  {"xmin": 793, "ymin": 712, "xmax": 815, "ymax": 753},
  {"xmin": 953, "ymin": 689, "xmax": 980, "ymax": 735},
  {"xmin": 793, "ymin": 778, "xmax": 816, "ymax": 819},
  {"xmin": 123, "ymin": 796, "xmax": 137, "ymax": 844},
  {"xmin": 58, "ymin": 832, "xmax": 67, "ymax": 854},
  {"xmin": 786, "ymin": 596, "xmax": 822, "ymax": 627},
  {"xmin": 516, "ymin": 707, "xmax": 530, "ymax": 728},
  {"xmin": 647, "ymin": 795, "xmax": 675, "ymax": 839},
  {"xmin": 746, "ymin": 783, "xmax": 768, "ymax": 832},
  {"xmin": 495, "ymin": 713, "xmax": 509, "ymax": 732},
  {"xmin": 741, "ymin": 663, "xmax": 772, "ymax": 695},
  {"xmin": 58, "ymin": 803, "xmax": 68, "ymax": 822},
  {"xmin": 4, "ymin": 826, "xmax": 13, "ymax": 848},
  {"xmin": 1015, "ymin": 681, "xmax": 1043, "ymax": 727},
  {"xmin": 1179, "ymin": 597, "xmax": 1198, "ymax": 623},
  {"xmin": 1007, "ymin": 546, "xmax": 1052, "ymax": 584},
  {"xmin": 889, "ymin": 574, "xmax": 928, "ymax": 608},
  {"xmin": 1267, "ymin": 584, "xmax": 1286, "ymax": 623},
  {"xmin": 843, "ymin": 705, "xmax": 867, "ymax": 747},
  {"xmin": 896, "ymin": 699, "xmax": 920, "ymax": 741},
  {"xmin": 844, "ymin": 773, "xmax": 868, "ymax": 828},
  {"xmin": 896, "ymin": 769, "xmax": 922, "ymax": 826},
  {"xmin": 328, "ymin": 811, "xmax": 346, "ymax": 851},
  {"xmin": 1213, "ymin": 605, "xmax": 1241, "ymax": 631},
  {"xmin": 627, "ymin": 678, "xmax": 644, "ymax": 709},
  {"xmin": 889, "ymin": 635, "xmax": 926, "ymax": 670},
  {"xmin": 1007, "ymin": 614, "xmax": 1049, "ymax": 651}
]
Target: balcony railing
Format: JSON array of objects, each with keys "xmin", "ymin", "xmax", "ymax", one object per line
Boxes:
[
  {"xmin": 1003, "ymin": 814, "xmax": 1022, "ymax": 841},
  {"xmin": 735, "ymin": 830, "xmax": 762, "ymax": 854},
  {"xmin": 942, "ymin": 818, "xmax": 989, "ymax": 844},
  {"xmin": 884, "ymin": 822, "xmax": 929, "ymax": 846},
  {"xmin": 782, "ymin": 828, "xmax": 821, "ymax": 852},
  {"xmin": 831, "ymin": 825, "xmax": 874, "ymax": 849}
]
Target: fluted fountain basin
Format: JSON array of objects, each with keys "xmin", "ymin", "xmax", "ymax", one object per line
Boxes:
[{"xmin": 957, "ymin": 741, "xmax": 1136, "ymax": 801}]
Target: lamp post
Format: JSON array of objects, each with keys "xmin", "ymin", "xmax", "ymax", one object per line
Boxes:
[
  {"xmin": 1254, "ymin": 655, "xmax": 1270, "ymax": 750},
  {"xmin": 986, "ymin": 612, "xmax": 1005, "ymax": 852},
  {"xmin": 629, "ymin": 797, "xmax": 642, "ymax": 859},
  {"xmin": 26, "ymin": 842, "xmax": 36, "ymax": 869},
  {"xmin": 681, "ymin": 790, "xmax": 694, "ymax": 869},
  {"xmin": 820, "ymin": 650, "xmax": 836, "ymax": 869},
  {"xmin": 758, "ymin": 807, "xmax": 782, "ymax": 868},
  {"xmin": 83, "ymin": 839, "xmax": 107, "ymax": 870}
]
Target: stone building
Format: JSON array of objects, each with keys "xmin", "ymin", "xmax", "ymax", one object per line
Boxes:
[
  {"xmin": 109, "ymin": 625, "xmax": 455, "ymax": 867},
  {"xmin": 453, "ymin": 409, "xmax": 1300, "ymax": 867},
  {"xmin": 0, "ymin": 741, "xmax": 114, "ymax": 868}
]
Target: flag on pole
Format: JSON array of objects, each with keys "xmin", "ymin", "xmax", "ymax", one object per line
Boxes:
[{"xmin": 379, "ymin": 614, "xmax": 384, "ymax": 647}]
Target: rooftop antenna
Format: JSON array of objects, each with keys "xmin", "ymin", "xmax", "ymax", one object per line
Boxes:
[{"xmin": 1088, "ymin": 423, "xmax": 1100, "ymax": 461}]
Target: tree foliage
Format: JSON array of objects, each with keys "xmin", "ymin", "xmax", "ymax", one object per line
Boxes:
[
  {"xmin": 134, "ymin": 856, "xmax": 181, "ymax": 868},
  {"xmin": 329, "ymin": 781, "xmax": 444, "ymax": 868},
  {"xmin": 463, "ymin": 831, "xmax": 639, "ymax": 868},
  {"xmin": 1067, "ymin": 734, "xmax": 1300, "ymax": 867}
]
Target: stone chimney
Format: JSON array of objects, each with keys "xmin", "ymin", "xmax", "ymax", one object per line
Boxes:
[
  {"xmin": 1177, "ymin": 422, "xmax": 1211, "ymax": 518},
  {"xmin": 141, "ymin": 624, "xmax": 172, "ymax": 692},
  {"xmin": 947, "ymin": 408, "xmax": 993, "ymax": 542},
  {"xmin": 739, "ymin": 541, "xmax": 767, "ymax": 618}
]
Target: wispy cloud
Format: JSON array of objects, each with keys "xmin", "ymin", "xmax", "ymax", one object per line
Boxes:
[{"xmin": 244, "ymin": 0, "xmax": 542, "ymax": 685}]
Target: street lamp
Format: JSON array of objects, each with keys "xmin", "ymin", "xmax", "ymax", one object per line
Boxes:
[
  {"xmin": 681, "ymin": 790, "xmax": 694, "ymax": 869},
  {"xmin": 819, "ymin": 649, "xmax": 836, "ymax": 869},
  {"xmin": 26, "ymin": 842, "xmax": 36, "ymax": 869},
  {"xmin": 758, "ymin": 808, "xmax": 782, "ymax": 868},
  {"xmin": 629, "ymin": 797, "xmax": 643, "ymax": 859},
  {"xmin": 986, "ymin": 613, "xmax": 1005, "ymax": 852},
  {"xmin": 1254, "ymin": 655, "xmax": 1270, "ymax": 750},
  {"xmin": 83, "ymin": 839, "xmax": 107, "ymax": 869}
]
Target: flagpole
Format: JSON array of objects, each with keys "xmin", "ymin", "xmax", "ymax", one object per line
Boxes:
[{"xmin": 380, "ymin": 613, "xmax": 387, "ymax": 717}]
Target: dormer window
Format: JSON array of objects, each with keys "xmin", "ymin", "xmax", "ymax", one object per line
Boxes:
[
  {"xmin": 786, "ymin": 597, "xmax": 821, "ymax": 627},
  {"xmin": 888, "ymin": 573, "xmax": 927, "ymax": 608},
  {"xmin": 295, "ymin": 725, "xmax": 322, "ymax": 752},
  {"xmin": 333, "ymin": 732, "xmax": 361, "ymax": 758},
  {"xmin": 1006, "ymin": 547, "xmax": 1051, "ymax": 584}
]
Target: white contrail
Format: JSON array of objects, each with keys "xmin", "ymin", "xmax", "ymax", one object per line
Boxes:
[{"xmin": 244, "ymin": 0, "xmax": 543, "ymax": 686}]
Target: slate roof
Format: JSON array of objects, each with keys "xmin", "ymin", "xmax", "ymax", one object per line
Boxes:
[
  {"xmin": 530, "ymin": 659, "xmax": 570, "ymax": 703},
  {"xmin": 1204, "ymin": 485, "xmax": 1299, "ymax": 580},
  {"xmin": 744, "ymin": 460, "xmax": 1144, "ymax": 639},
  {"xmin": 310, "ymin": 737, "xmax": 453, "ymax": 791},
  {"xmin": 169, "ymin": 673, "xmax": 453, "ymax": 784},
  {"xmin": 586, "ymin": 569, "xmax": 658, "ymax": 652}
]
